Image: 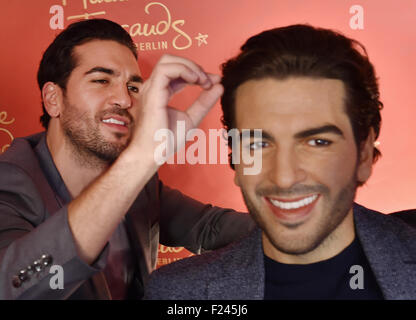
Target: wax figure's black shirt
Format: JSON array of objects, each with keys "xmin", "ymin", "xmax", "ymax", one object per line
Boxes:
[
  {"xmin": 264, "ymin": 236, "xmax": 384, "ymax": 299},
  {"xmin": 35, "ymin": 135, "xmax": 134, "ymax": 299}
]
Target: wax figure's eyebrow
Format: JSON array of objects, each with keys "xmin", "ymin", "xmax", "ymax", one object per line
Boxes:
[
  {"xmin": 294, "ymin": 124, "xmax": 345, "ymax": 139},
  {"xmin": 237, "ymin": 125, "xmax": 344, "ymax": 142},
  {"xmin": 238, "ymin": 130, "xmax": 273, "ymax": 141},
  {"xmin": 85, "ymin": 67, "xmax": 143, "ymax": 83}
]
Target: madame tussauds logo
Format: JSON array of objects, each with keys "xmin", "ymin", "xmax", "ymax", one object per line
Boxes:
[
  {"xmin": 50, "ymin": 1, "xmax": 201, "ymax": 51},
  {"xmin": 122, "ymin": 2, "xmax": 194, "ymax": 51}
]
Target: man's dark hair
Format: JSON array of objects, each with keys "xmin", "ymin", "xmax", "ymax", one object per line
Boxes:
[
  {"xmin": 221, "ymin": 24, "xmax": 383, "ymax": 169},
  {"xmin": 37, "ymin": 19, "xmax": 137, "ymax": 129}
]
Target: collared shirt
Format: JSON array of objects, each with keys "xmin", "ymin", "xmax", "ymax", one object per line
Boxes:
[{"xmin": 34, "ymin": 135, "xmax": 134, "ymax": 299}]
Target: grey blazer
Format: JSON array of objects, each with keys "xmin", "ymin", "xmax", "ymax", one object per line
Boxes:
[
  {"xmin": 0, "ymin": 133, "xmax": 255, "ymax": 299},
  {"xmin": 145, "ymin": 204, "xmax": 416, "ymax": 300}
]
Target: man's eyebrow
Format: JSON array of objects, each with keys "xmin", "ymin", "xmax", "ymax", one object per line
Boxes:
[
  {"xmin": 129, "ymin": 75, "xmax": 143, "ymax": 83},
  {"xmin": 84, "ymin": 67, "xmax": 143, "ymax": 83},
  {"xmin": 84, "ymin": 67, "xmax": 115, "ymax": 76},
  {"xmin": 294, "ymin": 125, "xmax": 345, "ymax": 139}
]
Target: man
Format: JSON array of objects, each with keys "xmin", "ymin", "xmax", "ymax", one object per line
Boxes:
[
  {"xmin": 0, "ymin": 19, "xmax": 254, "ymax": 299},
  {"xmin": 145, "ymin": 25, "xmax": 416, "ymax": 300}
]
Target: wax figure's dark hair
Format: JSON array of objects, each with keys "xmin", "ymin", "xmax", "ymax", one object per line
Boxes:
[
  {"xmin": 221, "ymin": 24, "xmax": 383, "ymax": 169},
  {"xmin": 37, "ymin": 19, "xmax": 137, "ymax": 129}
]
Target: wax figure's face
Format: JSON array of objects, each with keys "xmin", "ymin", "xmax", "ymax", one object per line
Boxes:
[
  {"xmin": 233, "ymin": 77, "xmax": 373, "ymax": 261},
  {"xmin": 60, "ymin": 40, "xmax": 142, "ymax": 162}
]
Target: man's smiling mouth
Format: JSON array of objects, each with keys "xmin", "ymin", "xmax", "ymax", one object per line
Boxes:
[{"xmin": 102, "ymin": 118, "xmax": 126, "ymax": 126}]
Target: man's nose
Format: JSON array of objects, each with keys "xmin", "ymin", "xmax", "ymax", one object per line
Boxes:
[
  {"xmin": 268, "ymin": 148, "xmax": 307, "ymax": 189},
  {"xmin": 109, "ymin": 84, "xmax": 132, "ymax": 109}
]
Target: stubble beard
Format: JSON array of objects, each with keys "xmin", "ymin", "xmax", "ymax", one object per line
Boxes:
[
  {"xmin": 241, "ymin": 170, "xmax": 358, "ymax": 257},
  {"xmin": 61, "ymin": 101, "xmax": 132, "ymax": 168}
]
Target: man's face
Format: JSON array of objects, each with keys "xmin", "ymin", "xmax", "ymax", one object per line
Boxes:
[
  {"xmin": 233, "ymin": 77, "xmax": 373, "ymax": 263},
  {"xmin": 60, "ymin": 40, "xmax": 142, "ymax": 163}
]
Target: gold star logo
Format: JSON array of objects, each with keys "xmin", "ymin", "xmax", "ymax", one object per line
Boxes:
[{"xmin": 195, "ymin": 33, "xmax": 208, "ymax": 47}]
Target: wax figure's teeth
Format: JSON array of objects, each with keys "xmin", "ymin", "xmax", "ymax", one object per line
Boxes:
[{"xmin": 269, "ymin": 194, "xmax": 318, "ymax": 210}]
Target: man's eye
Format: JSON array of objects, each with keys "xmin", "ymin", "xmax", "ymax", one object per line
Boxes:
[
  {"xmin": 307, "ymin": 139, "xmax": 332, "ymax": 147},
  {"xmin": 249, "ymin": 141, "xmax": 268, "ymax": 150},
  {"xmin": 92, "ymin": 79, "xmax": 108, "ymax": 84},
  {"xmin": 128, "ymin": 85, "xmax": 139, "ymax": 93}
]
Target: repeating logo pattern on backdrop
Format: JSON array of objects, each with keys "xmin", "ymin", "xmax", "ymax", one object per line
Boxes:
[{"xmin": 0, "ymin": 111, "xmax": 15, "ymax": 153}]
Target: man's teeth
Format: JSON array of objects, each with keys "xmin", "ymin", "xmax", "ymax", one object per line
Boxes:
[
  {"xmin": 269, "ymin": 194, "xmax": 318, "ymax": 210},
  {"xmin": 102, "ymin": 118, "xmax": 125, "ymax": 126}
]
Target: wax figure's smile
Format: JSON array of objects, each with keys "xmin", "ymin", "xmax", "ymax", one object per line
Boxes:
[{"xmin": 265, "ymin": 194, "xmax": 320, "ymax": 224}]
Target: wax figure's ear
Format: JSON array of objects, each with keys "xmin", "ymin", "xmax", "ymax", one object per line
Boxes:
[
  {"xmin": 234, "ymin": 172, "xmax": 241, "ymax": 187},
  {"xmin": 42, "ymin": 82, "xmax": 63, "ymax": 118},
  {"xmin": 357, "ymin": 128, "xmax": 376, "ymax": 184},
  {"xmin": 233, "ymin": 160, "xmax": 243, "ymax": 187}
]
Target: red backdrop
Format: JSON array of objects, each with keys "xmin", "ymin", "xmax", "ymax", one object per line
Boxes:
[{"xmin": 1, "ymin": 0, "xmax": 415, "ymax": 267}]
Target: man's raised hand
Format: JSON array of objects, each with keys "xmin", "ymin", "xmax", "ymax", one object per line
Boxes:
[{"xmin": 130, "ymin": 54, "xmax": 223, "ymax": 166}]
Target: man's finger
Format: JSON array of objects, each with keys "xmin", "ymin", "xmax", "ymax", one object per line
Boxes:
[
  {"xmin": 157, "ymin": 54, "xmax": 212, "ymax": 88},
  {"xmin": 186, "ymin": 83, "xmax": 224, "ymax": 126},
  {"xmin": 207, "ymin": 73, "xmax": 221, "ymax": 84},
  {"xmin": 147, "ymin": 63, "xmax": 199, "ymax": 94}
]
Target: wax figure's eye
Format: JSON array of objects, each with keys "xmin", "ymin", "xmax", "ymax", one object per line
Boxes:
[
  {"xmin": 249, "ymin": 141, "xmax": 269, "ymax": 150},
  {"xmin": 307, "ymin": 139, "xmax": 332, "ymax": 147}
]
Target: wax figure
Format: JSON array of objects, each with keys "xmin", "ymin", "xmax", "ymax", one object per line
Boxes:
[
  {"xmin": 0, "ymin": 19, "xmax": 255, "ymax": 299},
  {"xmin": 145, "ymin": 25, "xmax": 416, "ymax": 300}
]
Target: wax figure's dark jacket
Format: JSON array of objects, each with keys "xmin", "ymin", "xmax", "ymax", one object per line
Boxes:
[
  {"xmin": 0, "ymin": 133, "xmax": 255, "ymax": 299},
  {"xmin": 145, "ymin": 205, "xmax": 416, "ymax": 300}
]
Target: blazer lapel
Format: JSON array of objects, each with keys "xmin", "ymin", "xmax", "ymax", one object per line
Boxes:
[
  {"xmin": 206, "ymin": 228, "xmax": 264, "ymax": 300},
  {"xmin": 354, "ymin": 204, "xmax": 416, "ymax": 299}
]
